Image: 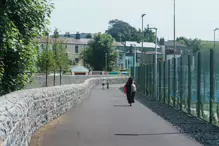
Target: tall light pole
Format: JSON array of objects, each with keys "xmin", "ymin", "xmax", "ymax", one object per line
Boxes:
[
  {"xmin": 141, "ymin": 14, "xmax": 146, "ymax": 64},
  {"xmin": 173, "ymin": 0, "xmax": 176, "ymax": 107},
  {"xmin": 148, "ymin": 27, "xmax": 158, "ymax": 101},
  {"xmin": 214, "ymin": 28, "xmax": 219, "ymax": 49},
  {"xmin": 132, "ymin": 44, "xmax": 137, "ymax": 80}
]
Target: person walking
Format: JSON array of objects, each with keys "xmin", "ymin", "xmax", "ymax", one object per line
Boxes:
[
  {"xmin": 125, "ymin": 77, "xmax": 133, "ymax": 106},
  {"xmin": 131, "ymin": 81, "xmax": 136, "ymax": 103}
]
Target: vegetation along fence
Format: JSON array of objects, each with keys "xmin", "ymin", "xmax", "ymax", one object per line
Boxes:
[{"xmin": 132, "ymin": 48, "xmax": 219, "ymax": 125}]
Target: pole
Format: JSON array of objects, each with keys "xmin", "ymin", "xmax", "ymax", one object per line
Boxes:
[
  {"xmin": 173, "ymin": 0, "xmax": 176, "ymax": 107},
  {"xmin": 133, "ymin": 45, "xmax": 136, "ymax": 80},
  {"xmin": 214, "ymin": 30, "xmax": 216, "ymax": 50},
  {"xmin": 154, "ymin": 28, "xmax": 158, "ymax": 101},
  {"xmin": 105, "ymin": 52, "xmax": 107, "ymax": 71},
  {"xmin": 142, "ymin": 16, "xmax": 144, "ymax": 64},
  {"xmin": 45, "ymin": 33, "xmax": 49, "ymax": 87},
  {"xmin": 141, "ymin": 14, "xmax": 146, "ymax": 64}
]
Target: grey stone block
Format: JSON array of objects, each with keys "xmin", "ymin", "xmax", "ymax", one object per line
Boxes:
[{"xmin": 0, "ymin": 77, "xmax": 127, "ymax": 146}]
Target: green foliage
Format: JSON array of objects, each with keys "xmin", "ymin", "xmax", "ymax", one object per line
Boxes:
[
  {"xmin": 86, "ymin": 33, "xmax": 92, "ymax": 39},
  {"xmin": 37, "ymin": 46, "xmax": 55, "ymax": 73},
  {"xmin": 177, "ymin": 37, "xmax": 203, "ymax": 53},
  {"xmin": 105, "ymin": 19, "xmax": 156, "ymax": 43},
  {"xmin": 0, "ymin": 0, "xmax": 53, "ymax": 95},
  {"xmin": 80, "ymin": 34, "xmax": 118, "ymax": 71},
  {"xmin": 37, "ymin": 36, "xmax": 69, "ymax": 74}
]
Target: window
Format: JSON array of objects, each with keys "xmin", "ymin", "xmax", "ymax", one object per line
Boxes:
[
  {"xmin": 119, "ymin": 54, "xmax": 123, "ymax": 60},
  {"xmin": 41, "ymin": 44, "xmax": 44, "ymax": 48},
  {"xmin": 75, "ymin": 58, "xmax": 79, "ymax": 63},
  {"xmin": 75, "ymin": 45, "xmax": 79, "ymax": 53}
]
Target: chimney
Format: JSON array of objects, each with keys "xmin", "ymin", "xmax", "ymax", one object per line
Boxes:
[{"xmin": 76, "ymin": 32, "xmax": 80, "ymax": 39}]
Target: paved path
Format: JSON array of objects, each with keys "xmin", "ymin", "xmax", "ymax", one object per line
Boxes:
[{"xmin": 39, "ymin": 84, "xmax": 202, "ymax": 146}]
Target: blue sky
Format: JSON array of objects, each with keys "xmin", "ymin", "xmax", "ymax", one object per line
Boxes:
[{"xmin": 50, "ymin": 0, "xmax": 219, "ymax": 41}]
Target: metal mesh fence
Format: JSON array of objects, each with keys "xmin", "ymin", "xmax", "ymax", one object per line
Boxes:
[{"xmin": 134, "ymin": 49, "xmax": 219, "ymax": 125}]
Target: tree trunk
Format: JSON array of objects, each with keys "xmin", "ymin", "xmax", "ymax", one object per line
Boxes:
[{"xmin": 53, "ymin": 71, "xmax": 55, "ymax": 86}]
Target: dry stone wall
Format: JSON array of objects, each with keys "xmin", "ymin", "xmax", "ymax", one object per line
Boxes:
[{"xmin": 0, "ymin": 77, "xmax": 127, "ymax": 146}]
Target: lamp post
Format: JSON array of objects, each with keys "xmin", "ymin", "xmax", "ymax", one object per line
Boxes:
[
  {"xmin": 131, "ymin": 44, "xmax": 137, "ymax": 81},
  {"xmin": 141, "ymin": 14, "xmax": 146, "ymax": 64},
  {"xmin": 173, "ymin": 0, "xmax": 176, "ymax": 107},
  {"xmin": 214, "ymin": 28, "xmax": 219, "ymax": 49},
  {"xmin": 148, "ymin": 27, "xmax": 158, "ymax": 101}
]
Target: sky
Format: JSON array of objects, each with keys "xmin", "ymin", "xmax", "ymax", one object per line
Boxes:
[{"xmin": 50, "ymin": 0, "xmax": 219, "ymax": 41}]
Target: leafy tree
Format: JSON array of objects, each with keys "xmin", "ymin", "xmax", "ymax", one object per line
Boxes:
[
  {"xmin": 106, "ymin": 19, "xmax": 156, "ymax": 44},
  {"xmin": 80, "ymin": 34, "xmax": 118, "ymax": 71},
  {"xmin": 106, "ymin": 19, "xmax": 140, "ymax": 43},
  {"xmin": 86, "ymin": 33, "xmax": 92, "ymax": 39},
  {"xmin": 37, "ymin": 45, "xmax": 56, "ymax": 74},
  {"xmin": 0, "ymin": 0, "xmax": 53, "ymax": 95},
  {"xmin": 177, "ymin": 37, "xmax": 203, "ymax": 53}
]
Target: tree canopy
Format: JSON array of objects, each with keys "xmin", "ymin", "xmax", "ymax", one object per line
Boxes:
[
  {"xmin": 0, "ymin": 0, "xmax": 53, "ymax": 95},
  {"xmin": 177, "ymin": 37, "xmax": 203, "ymax": 53},
  {"xmin": 105, "ymin": 19, "xmax": 156, "ymax": 43},
  {"xmin": 80, "ymin": 34, "xmax": 118, "ymax": 71}
]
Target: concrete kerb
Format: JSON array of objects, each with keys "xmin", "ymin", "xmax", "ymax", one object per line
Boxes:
[{"xmin": 0, "ymin": 76, "xmax": 127, "ymax": 146}]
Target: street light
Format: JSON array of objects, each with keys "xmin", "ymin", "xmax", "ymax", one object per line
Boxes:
[
  {"xmin": 214, "ymin": 28, "xmax": 219, "ymax": 49},
  {"xmin": 131, "ymin": 44, "xmax": 137, "ymax": 81},
  {"xmin": 141, "ymin": 14, "xmax": 146, "ymax": 64},
  {"xmin": 148, "ymin": 27, "xmax": 158, "ymax": 101}
]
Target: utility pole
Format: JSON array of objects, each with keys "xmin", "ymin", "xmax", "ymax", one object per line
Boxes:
[
  {"xmin": 46, "ymin": 32, "xmax": 49, "ymax": 87},
  {"xmin": 173, "ymin": 0, "xmax": 176, "ymax": 107},
  {"xmin": 141, "ymin": 14, "xmax": 146, "ymax": 64}
]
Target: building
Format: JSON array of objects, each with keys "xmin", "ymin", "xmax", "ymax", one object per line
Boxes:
[
  {"xmin": 116, "ymin": 41, "xmax": 161, "ymax": 70},
  {"xmin": 71, "ymin": 65, "xmax": 89, "ymax": 75},
  {"xmin": 59, "ymin": 32, "xmax": 94, "ymax": 39},
  {"xmin": 36, "ymin": 37, "xmax": 91, "ymax": 66}
]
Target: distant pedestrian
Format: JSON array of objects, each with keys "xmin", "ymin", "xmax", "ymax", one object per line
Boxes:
[
  {"xmin": 102, "ymin": 78, "xmax": 106, "ymax": 89},
  {"xmin": 131, "ymin": 81, "xmax": 136, "ymax": 103},
  {"xmin": 125, "ymin": 77, "xmax": 134, "ymax": 106},
  {"xmin": 106, "ymin": 80, "xmax": 109, "ymax": 89}
]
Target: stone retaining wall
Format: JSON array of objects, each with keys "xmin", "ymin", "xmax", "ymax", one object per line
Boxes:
[
  {"xmin": 0, "ymin": 77, "xmax": 127, "ymax": 146},
  {"xmin": 25, "ymin": 75, "xmax": 118, "ymax": 89}
]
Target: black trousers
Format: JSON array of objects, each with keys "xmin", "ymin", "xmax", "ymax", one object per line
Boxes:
[{"xmin": 127, "ymin": 92, "xmax": 135, "ymax": 104}]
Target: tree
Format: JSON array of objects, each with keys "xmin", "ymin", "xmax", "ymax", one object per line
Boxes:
[
  {"xmin": 106, "ymin": 19, "xmax": 140, "ymax": 43},
  {"xmin": 80, "ymin": 34, "xmax": 118, "ymax": 71},
  {"xmin": 0, "ymin": 0, "xmax": 53, "ymax": 95},
  {"xmin": 37, "ymin": 46, "xmax": 56, "ymax": 74},
  {"xmin": 177, "ymin": 37, "xmax": 203, "ymax": 53},
  {"xmin": 106, "ymin": 19, "xmax": 156, "ymax": 44},
  {"xmin": 86, "ymin": 33, "xmax": 92, "ymax": 39}
]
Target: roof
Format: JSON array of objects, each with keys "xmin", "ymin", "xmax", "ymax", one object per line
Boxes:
[
  {"xmin": 125, "ymin": 41, "xmax": 160, "ymax": 48},
  {"xmin": 143, "ymin": 51, "xmax": 162, "ymax": 55},
  {"xmin": 71, "ymin": 66, "xmax": 89, "ymax": 73},
  {"xmin": 165, "ymin": 40, "xmax": 186, "ymax": 47},
  {"xmin": 35, "ymin": 37, "xmax": 92, "ymax": 45}
]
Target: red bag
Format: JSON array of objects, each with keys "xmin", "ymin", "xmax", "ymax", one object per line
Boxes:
[{"xmin": 124, "ymin": 86, "xmax": 127, "ymax": 94}]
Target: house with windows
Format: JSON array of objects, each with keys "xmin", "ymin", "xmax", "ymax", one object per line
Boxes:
[{"xmin": 36, "ymin": 36, "xmax": 91, "ymax": 66}]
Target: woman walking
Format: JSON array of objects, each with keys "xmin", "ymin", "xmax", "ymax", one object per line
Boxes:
[{"xmin": 125, "ymin": 77, "xmax": 134, "ymax": 106}]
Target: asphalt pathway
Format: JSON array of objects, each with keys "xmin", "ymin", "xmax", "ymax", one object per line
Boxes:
[{"xmin": 40, "ymin": 84, "xmax": 202, "ymax": 146}]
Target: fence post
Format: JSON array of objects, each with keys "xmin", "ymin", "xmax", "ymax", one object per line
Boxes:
[
  {"xmin": 173, "ymin": 57, "xmax": 176, "ymax": 107},
  {"xmin": 180, "ymin": 57, "xmax": 183, "ymax": 111},
  {"xmin": 159, "ymin": 61, "xmax": 162, "ymax": 102},
  {"xmin": 197, "ymin": 52, "xmax": 201, "ymax": 118},
  {"xmin": 188, "ymin": 55, "xmax": 192, "ymax": 114},
  {"xmin": 144, "ymin": 65, "xmax": 146, "ymax": 95},
  {"xmin": 210, "ymin": 48, "xmax": 214, "ymax": 123},
  {"xmin": 163, "ymin": 61, "xmax": 166, "ymax": 104},
  {"xmin": 168, "ymin": 60, "xmax": 171, "ymax": 106}
]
